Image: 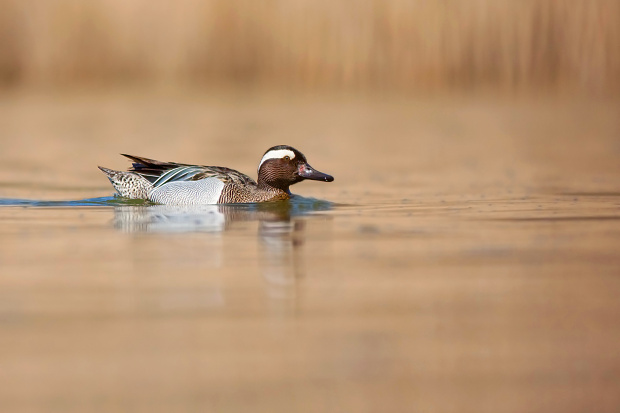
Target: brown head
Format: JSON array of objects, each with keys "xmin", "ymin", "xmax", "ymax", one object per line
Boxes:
[{"xmin": 257, "ymin": 145, "xmax": 334, "ymax": 193}]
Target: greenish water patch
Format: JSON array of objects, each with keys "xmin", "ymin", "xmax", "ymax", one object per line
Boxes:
[
  {"xmin": 0, "ymin": 196, "xmax": 149, "ymax": 207},
  {"xmin": 0, "ymin": 194, "xmax": 333, "ymax": 214}
]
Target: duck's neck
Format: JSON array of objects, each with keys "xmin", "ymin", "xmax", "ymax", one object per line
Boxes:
[{"xmin": 257, "ymin": 179, "xmax": 291, "ymax": 197}]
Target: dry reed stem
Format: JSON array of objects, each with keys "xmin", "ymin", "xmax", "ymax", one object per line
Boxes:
[{"xmin": 0, "ymin": 0, "xmax": 618, "ymax": 95}]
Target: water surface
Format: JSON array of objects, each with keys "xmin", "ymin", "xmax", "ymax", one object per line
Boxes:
[{"xmin": 0, "ymin": 94, "xmax": 619, "ymax": 413}]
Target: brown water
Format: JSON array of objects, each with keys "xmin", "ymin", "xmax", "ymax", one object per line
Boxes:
[{"xmin": 0, "ymin": 93, "xmax": 619, "ymax": 413}]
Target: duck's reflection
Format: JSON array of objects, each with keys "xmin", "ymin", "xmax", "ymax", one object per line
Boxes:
[
  {"xmin": 112, "ymin": 200, "xmax": 329, "ymax": 308},
  {"xmin": 259, "ymin": 218, "xmax": 306, "ymax": 305},
  {"xmin": 113, "ymin": 204, "xmax": 228, "ymax": 233}
]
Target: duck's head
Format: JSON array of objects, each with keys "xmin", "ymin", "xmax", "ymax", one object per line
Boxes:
[{"xmin": 257, "ymin": 145, "xmax": 334, "ymax": 192}]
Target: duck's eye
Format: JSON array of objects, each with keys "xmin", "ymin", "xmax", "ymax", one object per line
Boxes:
[{"xmin": 283, "ymin": 156, "xmax": 291, "ymax": 161}]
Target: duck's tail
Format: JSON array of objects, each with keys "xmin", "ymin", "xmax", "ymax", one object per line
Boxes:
[{"xmin": 98, "ymin": 166, "xmax": 153, "ymax": 199}]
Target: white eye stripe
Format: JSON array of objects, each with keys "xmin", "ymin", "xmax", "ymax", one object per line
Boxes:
[{"xmin": 258, "ymin": 149, "xmax": 296, "ymax": 171}]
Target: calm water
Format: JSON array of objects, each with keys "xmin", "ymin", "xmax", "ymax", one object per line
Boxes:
[{"xmin": 0, "ymin": 93, "xmax": 619, "ymax": 413}]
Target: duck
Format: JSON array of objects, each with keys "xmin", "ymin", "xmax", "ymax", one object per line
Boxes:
[{"xmin": 98, "ymin": 145, "xmax": 334, "ymax": 205}]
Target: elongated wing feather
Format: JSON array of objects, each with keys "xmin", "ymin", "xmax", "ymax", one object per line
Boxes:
[
  {"xmin": 122, "ymin": 154, "xmax": 188, "ymax": 182},
  {"xmin": 152, "ymin": 166, "xmax": 210, "ymax": 187},
  {"xmin": 121, "ymin": 154, "xmax": 257, "ymax": 188}
]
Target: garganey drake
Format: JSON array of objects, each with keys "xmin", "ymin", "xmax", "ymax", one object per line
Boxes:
[{"xmin": 99, "ymin": 145, "xmax": 334, "ymax": 204}]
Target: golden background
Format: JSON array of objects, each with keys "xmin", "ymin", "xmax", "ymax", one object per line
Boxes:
[
  {"xmin": 0, "ymin": 2, "xmax": 619, "ymax": 413},
  {"xmin": 0, "ymin": 0, "xmax": 617, "ymax": 95}
]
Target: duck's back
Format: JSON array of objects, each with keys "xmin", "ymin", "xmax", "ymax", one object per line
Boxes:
[{"xmin": 120, "ymin": 154, "xmax": 261, "ymax": 204}]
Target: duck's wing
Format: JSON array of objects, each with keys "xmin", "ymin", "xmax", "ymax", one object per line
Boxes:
[{"xmin": 122, "ymin": 154, "xmax": 257, "ymax": 188}]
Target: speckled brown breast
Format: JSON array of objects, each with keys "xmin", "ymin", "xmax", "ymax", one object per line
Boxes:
[{"xmin": 218, "ymin": 181, "xmax": 290, "ymax": 203}]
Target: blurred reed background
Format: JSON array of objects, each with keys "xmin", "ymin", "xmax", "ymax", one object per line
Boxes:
[{"xmin": 0, "ymin": 0, "xmax": 618, "ymax": 95}]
